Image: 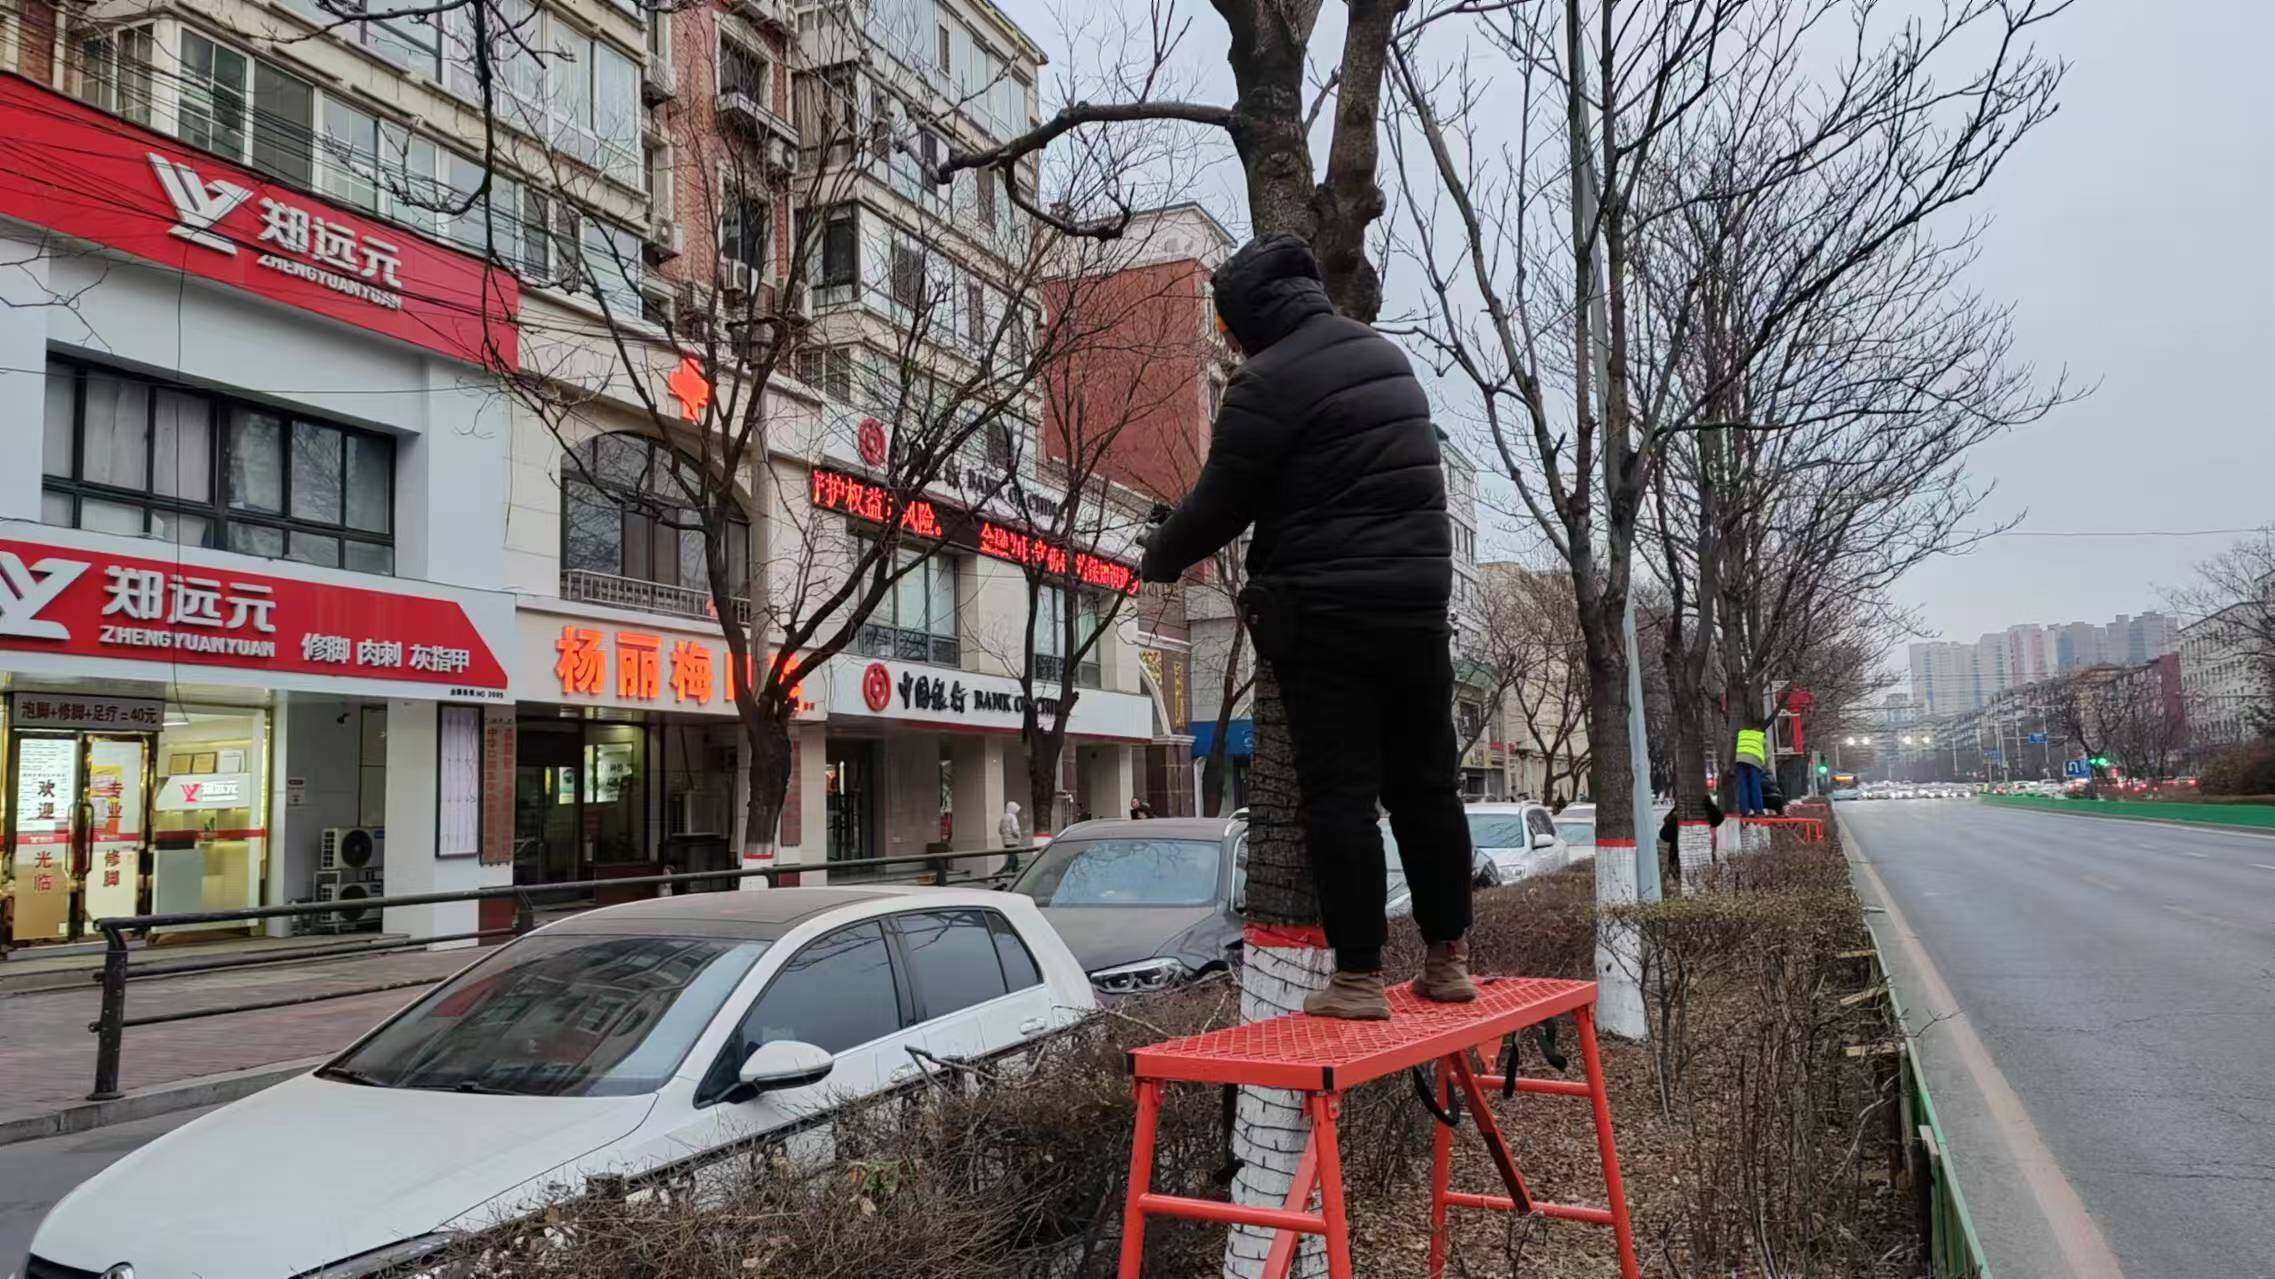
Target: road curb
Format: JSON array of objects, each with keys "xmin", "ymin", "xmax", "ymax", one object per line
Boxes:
[{"xmin": 0, "ymin": 1056, "xmax": 323, "ymax": 1149}]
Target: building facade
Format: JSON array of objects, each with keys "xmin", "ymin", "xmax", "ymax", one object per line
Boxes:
[
  {"xmin": 0, "ymin": 0, "xmax": 1163, "ymax": 949},
  {"xmin": 2181, "ymin": 605, "xmax": 2263, "ymax": 759}
]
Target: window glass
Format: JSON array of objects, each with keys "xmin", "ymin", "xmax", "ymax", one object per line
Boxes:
[
  {"xmin": 180, "ymin": 31, "xmax": 248, "ymax": 160},
  {"xmin": 1527, "ymin": 809, "xmax": 1557, "ymax": 838},
  {"xmin": 327, "ymin": 933, "xmax": 768, "ymax": 1096},
  {"xmin": 80, "ymin": 499, "xmax": 143, "ymax": 536},
  {"xmin": 40, "ymin": 492, "xmax": 72, "ymax": 528},
  {"xmin": 593, "ymin": 41, "xmax": 640, "ymax": 183},
  {"xmin": 987, "ymin": 914, "xmax": 1042, "ymax": 990},
  {"xmin": 319, "ymin": 98, "xmax": 380, "ymax": 212},
  {"xmin": 152, "ymin": 511, "xmax": 211, "ymax": 548},
  {"xmin": 43, "ymin": 370, "xmax": 74, "ymax": 479},
  {"xmin": 228, "ymin": 524, "xmax": 284, "ymax": 558},
  {"xmin": 288, "ymin": 530, "xmax": 341, "ymax": 567},
  {"xmin": 80, "ymin": 374, "xmax": 148, "ymax": 491},
  {"xmin": 737, "ymin": 922, "xmax": 902, "ymax": 1056},
  {"xmin": 928, "ymin": 557, "xmax": 957, "ymax": 638},
  {"xmin": 290, "ymin": 421, "xmax": 344, "ymax": 523},
  {"xmin": 1465, "ymin": 816, "xmax": 1532, "ymax": 850},
  {"xmin": 1013, "ymin": 839, "xmax": 1222, "ymax": 908},
  {"xmin": 345, "ymin": 541, "xmax": 394, "ymax": 575},
  {"xmin": 250, "ymin": 61, "xmax": 314, "ymax": 186},
  {"xmin": 228, "ymin": 409, "xmax": 285, "ymax": 512},
  {"xmin": 895, "ymin": 548, "xmax": 927, "ymax": 632},
  {"xmin": 344, "ymin": 433, "xmax": 392, "ymax": 532},
  {"xmin": 151, "ymin": 391, "xmax": 212, "ymax": 501},
  {"xmin": 896, "ymin": 910, "xmax": 1010, "ymax": 1018}
]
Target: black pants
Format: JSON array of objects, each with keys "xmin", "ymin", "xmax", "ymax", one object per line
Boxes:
[{"xmin": 1276, "ymin": 619, "xmax": 1473, "ymax": 972}]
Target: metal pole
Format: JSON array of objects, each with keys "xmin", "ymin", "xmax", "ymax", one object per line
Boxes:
[{"xmin": 89, "ymin": 925, "xmax": 130, "ymax": 1101}]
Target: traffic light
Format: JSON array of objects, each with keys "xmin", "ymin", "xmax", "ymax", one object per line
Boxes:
[
  {"xmin": 2088, "ymin": 755, "xmax": 2111, "ymax": 768},
  {"xmin": 1816, "ymin": 763, "xmax": 1830, "ymax": 778}
]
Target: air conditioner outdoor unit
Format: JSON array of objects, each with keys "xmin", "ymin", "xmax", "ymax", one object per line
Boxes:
[
  {"xmin": 319, "ymin": 826, "xmax": 384, "ymax": 872},
  {"xmin": 646, "ymin": 218, "xmax": 683, "ymax": 263},
  {"xmin": 766, "ymin": 135, "xmax": 800, "ymax": 177},
  {"xmin": 315, "ymin": 871, "xmax": 384, "ymax": 932},
  {"xmin": 723, "ymin": 257, "xmax": 761, "ymax": 296},
  {"xmin": 783, "ymin": 281, "xmax": 812, "ymax": 323}
]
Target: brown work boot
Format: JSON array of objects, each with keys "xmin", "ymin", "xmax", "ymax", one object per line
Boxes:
[
  {"xmin": 1302, "ymin": 971, "xmax": 1392, "ymax": 1020},
  {"xmin": 1414, "ymin": 941, "xmax": 1478, "ymax": 1003}
]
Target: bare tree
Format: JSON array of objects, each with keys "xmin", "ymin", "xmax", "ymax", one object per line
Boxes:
[
  {"xmin": 1385, "ymin": 0, "xmax": 2072, "ymax": 871},
  {"xmin": 1481, "ymin": 562, "xmax": 1591, "ymax": 802},
  {"xmin": 2169, "ymin": 526, "xmax": 2275, "ymax": 738}
]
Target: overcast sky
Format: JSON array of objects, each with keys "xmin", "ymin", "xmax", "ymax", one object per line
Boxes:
[{"xmin": 991, "ymin": 0, "xmax": 2274, "ymax": 647}]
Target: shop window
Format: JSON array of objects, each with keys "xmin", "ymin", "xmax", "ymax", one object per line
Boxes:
[
  {"xmin": 561, "ymin": 432, "xmax": 751, "ymax": 619},
  {"xmin": 854, "ymin": 537, "xmax": 959, "ymax": 666},
  {"xmin": 1034, "ymin": 586, "xmax": 1103, "ymax": 689},
  {"xmin": 40, "ymin": 360, "xmax": 394, "ymax": 573}
]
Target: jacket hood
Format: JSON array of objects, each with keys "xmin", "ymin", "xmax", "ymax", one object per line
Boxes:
[{"xmin": 1213, "ymin": 234, "xmax": 1335, "ymax": 353}]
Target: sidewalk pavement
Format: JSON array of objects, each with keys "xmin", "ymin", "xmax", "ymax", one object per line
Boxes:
[{"xmin": 0, "ymin": 946, "xmax": 482, "ymax": 1146}]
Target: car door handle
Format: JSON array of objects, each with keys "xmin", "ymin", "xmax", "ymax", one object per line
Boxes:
[{"xmin": 1019, "ymin": 1017, "xmax": 1049, "ymax": 1037}]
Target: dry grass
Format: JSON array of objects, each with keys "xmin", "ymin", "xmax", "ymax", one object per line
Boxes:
[{"xmin": 432, "ymin": 830, "xmax": 1917, "ymax": 1279}]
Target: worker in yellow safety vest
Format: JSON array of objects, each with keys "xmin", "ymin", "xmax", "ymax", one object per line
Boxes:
[{"xmin": 1732, "ymin": 723, "xmax": 1769, "ymax": 816}]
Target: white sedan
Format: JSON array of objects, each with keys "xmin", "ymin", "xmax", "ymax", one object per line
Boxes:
[
  {"xmin": 1463, "ymin": 802, "xmax": 1571, "ymax": 885},
  {"xmin": 27, "ymin": 886, "xmax": 1096, "ymax": 1279}
]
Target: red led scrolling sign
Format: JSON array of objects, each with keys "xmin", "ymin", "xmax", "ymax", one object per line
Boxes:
[{"xmin": 809, "ymin": 467, "xmax": 1140, "ymax": 596}]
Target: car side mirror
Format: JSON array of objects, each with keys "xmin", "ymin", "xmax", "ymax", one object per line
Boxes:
[
  {"xmin": 1530, "ymin": 832, "xmax": 1558, "ymax": 850},
  {"xmin": 737, "ymin": 1040, "xmax": 834, "ymax": 1094}
]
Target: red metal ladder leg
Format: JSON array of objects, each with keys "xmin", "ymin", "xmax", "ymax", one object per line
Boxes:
[
  {"xmin": 1427, "ymin": 1060, "xmax": 1455, "ymax": 1279},
  {"xmin": 1306, "ymin": 1092, "xmax": 1355, "ymax": 1279},
  {"xmin": 1117, "ymin": 1079, "xmax": 1162, "ymax": 1279},
  {"xmin": 1575, "ymin": 1005, "xmax": 1642, "ymax": 1279},
  {"xmin": 1447, "ymin": 1049, "xmax": 1535, "ymax": 1214},
  {"xmin": 1260, "ymin": 1120, "xmax": 1324, "ymax": 1279}
]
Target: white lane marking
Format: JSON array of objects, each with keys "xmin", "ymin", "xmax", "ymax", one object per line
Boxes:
[
  {"xmin": 2179, "ymin": 851, "xmax": 2209, "ymax": 859},
  {"xmin": 1843, "ymin": 819, "xmax": 2127, "ymax": 1279},
  {"xmin": 2252, "ymin": 863, "xmax": 2275, "ymax": 873}
]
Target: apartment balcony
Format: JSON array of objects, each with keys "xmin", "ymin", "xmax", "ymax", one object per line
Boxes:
[
  {"xmin": 562, "ymin": 569, "xmax": 753, "ymax": 627},
  {"xmin": 716, "ymin": 88, "xmax": 801, "ymax": 151}
]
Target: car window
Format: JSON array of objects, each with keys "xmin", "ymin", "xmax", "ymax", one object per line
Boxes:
[
  {"xmin": 894, "ymin": 909, "xmax": 1011, "ymax": 1018},
  {"xmin": 740, "ymin": 922, "xmax": 904, "ymax": 1057},
  {"xmin": 988, "ymin": 913, "xmax": 1043, "ymax": 990},
  {"xmin": 1526, "ymin": 809, "xmax": 1557, "ymax": 838},
  {"xmin": 1465, "ymin": 815, "xmax": 1532, "ymax": 849},
  {"xmin": 327, "ymin": 934, "xmax": 767, "ymax": 1097},
  {"xmin": 1555, "ymin": 820, "xmax": 1594, "ymax": 846},
  {"xmin": 1014, "ymin": 838, "xmax": 1223, "ymax": 907}
]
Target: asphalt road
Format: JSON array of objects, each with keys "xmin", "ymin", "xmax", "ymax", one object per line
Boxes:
[
  {"xmin": 1842, "ymin": 800, "xmax": 2275, "ymax": 1279},
  {"xmin": 1, "ymin": 1107, "xmax": 214, "ymax": 1277}
]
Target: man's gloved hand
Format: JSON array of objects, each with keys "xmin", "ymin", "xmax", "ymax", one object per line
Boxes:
[{"xmin": 1138, "ymin": 504, "xmax": 1177, "ymax": 582}]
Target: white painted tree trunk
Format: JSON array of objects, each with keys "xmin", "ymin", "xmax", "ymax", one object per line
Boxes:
[
  {"xmin": 1594, "ymin": 839, "xmax": 1648, "ymax": 1038},
  {"xmin": 1224, "ymin": 939, "xmax": 1335, "ymax": 1278},
  {"xmin": 1678, "ymin": 821, "xmax": 1714, "ymax": 892}
]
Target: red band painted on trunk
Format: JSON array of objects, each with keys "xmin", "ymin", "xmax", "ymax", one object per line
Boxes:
[
  {"xmin": 1244, "ymin": 922, "xmax": 1330, "ymax": 950},
  {"xmin": 1595, "ymin": 838, "xmax": 1636, "ymax": 848}
]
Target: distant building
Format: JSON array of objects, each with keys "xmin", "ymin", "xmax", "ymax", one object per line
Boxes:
[
  {"xmin": 1914, "ymin": 612, "xmax": 2184, "ymax": 709},
  {"xmin": 2181, "ymin": 605, "xmax": 2263, "ymax": 757}
]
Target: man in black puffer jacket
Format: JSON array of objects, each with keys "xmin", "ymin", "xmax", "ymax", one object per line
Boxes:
[{"xmin": 1139, "ymin": 234, "xmax": 1475, "ymax": 1020}]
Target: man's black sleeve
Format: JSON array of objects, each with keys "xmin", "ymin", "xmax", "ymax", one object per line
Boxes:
[{"xmin": 1139, "ymin": 373, "xmax": 1292, "ymax": 582}]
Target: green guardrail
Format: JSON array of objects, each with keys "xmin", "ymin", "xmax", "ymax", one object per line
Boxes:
[
  {"xmin": 1982, "ymin": 793, "xmax": 2275, "ymax": 831},
  {"xmin": 1838, "ymin": 811, "xmax": 1993, "ymax": 1277}
]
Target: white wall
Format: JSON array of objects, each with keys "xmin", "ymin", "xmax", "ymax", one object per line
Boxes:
[{"xmin": 380, "ymin": 700, "xmax": 509, "ymax": 943}]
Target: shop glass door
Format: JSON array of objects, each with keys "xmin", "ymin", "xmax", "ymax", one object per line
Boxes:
[
  {"xmin": 826, "ymin": 739, "xmax": 876, "ymax": 870},
  {"xmin": 8, "ymin": 733, "xmax": 79, "ymax": 943},
  {"xmin": 82, "ymin": 735, "xmax": 150, "ymax": 928}
]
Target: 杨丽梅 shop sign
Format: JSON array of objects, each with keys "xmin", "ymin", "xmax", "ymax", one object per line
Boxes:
[
  {"xmin": 808, "ymin": 468, "xmax": 1142, "ymax": 597},
  {"xmin": 826, "ymin": 656, "xmax": 1152, "ymax": 742},
  {"xmin": 0, "ymin": 77, "xmax": 517, "ymax": 369},
  {"xmin": 0, "ymin": 536, "xmax": 510, "ymax": 700}
]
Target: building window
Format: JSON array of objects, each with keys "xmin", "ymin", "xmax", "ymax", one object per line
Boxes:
[
  {"xmin": 562, "ymin": 432, "xmax": 751, "ymax": 611},
  {"xmin": 720, "ymin": 182, "xmax": 772, "ymax": 273},
  {"xmin": 855, "ymin": 539, "xmax": 960, "ymax": 666},
  {"xmin": 976, "ymin": 167, "xmax": 997, "ymax": 224},
  {"xmin": 721, "ymin": 36, "xmax": 768, "ymax": 102},
  {"xmin": 77, "ymin": 25, "xmax": 157, "ymax": 126},
  {"xmin": 796, "ymin": 346, "xmax": 856, "ymax": 402},
  {"xmin": 41, "ymin": 360, "xmax": 396, "ymax": 573},
  {"xmin": 890, "ymin": 240, "xmax": 925, "ymax": 308},
  {"xmin": 1035, "ymin": 586, "xmax": 1102, "ymax": 689}
]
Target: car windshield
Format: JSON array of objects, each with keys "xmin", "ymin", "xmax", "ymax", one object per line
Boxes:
[
  {"xmin": 1555, "ymin": 820, "xmax": 1594, "ymax": 846},
  {"xmin": 1466, "ymin": 815, "xmax": 1532, "ymax": 849},
  {"xmin": 324, "ymin": 933, "xmax": 768, "ymax": 1097},
  {"xmin": 1016, "ymin": 838, "xmax": 1222, "ymax": 907}
]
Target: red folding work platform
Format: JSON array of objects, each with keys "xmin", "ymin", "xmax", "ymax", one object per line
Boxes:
[{"xmin": 1118, "ymin": 976, "xmax": 1640, "ymax": 1279}]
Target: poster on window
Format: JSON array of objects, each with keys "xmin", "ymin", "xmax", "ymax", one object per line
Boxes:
[
  {"xmin": 10, "ymin": 737, "xmax": 79, "ymax": 940},
  {"xmin": 436, "ymin": 706, "xmax": 482, "ymax": 857},
  {"xmin": 84, "ymin": 737, "xmax": 146, "ymax": 922}
]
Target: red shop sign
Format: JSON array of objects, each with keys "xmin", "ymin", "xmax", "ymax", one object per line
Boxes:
[
  {"xmin": 0, "ymin": 539, "xmax": 507, "ymax": 691},
  {"xmin": 0, "ymin": 76, "xmax": 518, "ymax": 370},
  {"xmin": 810, "ymin": 466, "xmax": 1140, "ymax": 596}
]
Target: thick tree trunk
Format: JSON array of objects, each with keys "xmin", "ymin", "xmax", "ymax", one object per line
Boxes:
[{"xmin": 740, "ymin": 711, "xmax": 793, "ymax": 873}]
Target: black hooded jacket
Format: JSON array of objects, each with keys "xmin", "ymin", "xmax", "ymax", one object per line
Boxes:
[{"xmin": 1138, "ymin": 235, "xmax": 1452, "ymax": 620}]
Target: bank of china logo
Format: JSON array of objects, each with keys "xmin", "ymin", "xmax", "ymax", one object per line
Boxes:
[
  {"xmin": 0, "ymin": 551, "xmax": 88, "ymax": 640},
  {"xmin": 149, "ymin": 154, "xmax": 252, "ymax": 255}
]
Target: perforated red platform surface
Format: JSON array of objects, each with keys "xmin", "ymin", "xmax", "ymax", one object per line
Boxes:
[{"xmin": 1130, "ymin": 976, "xmax": 1597, "ymax": 1091}]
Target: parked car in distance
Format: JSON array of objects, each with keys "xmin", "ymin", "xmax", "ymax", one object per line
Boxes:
[
  {"xmin": 1010, "ymin": 816, "xmax": 1246, "ymax": 995},
  {"xmin": 27, "ymin": 887, "xmax": 1095, "ymax": 1279},
  {"xmin": 1829, "ymin": 785, "xmax": 1862, "ymax": 801},
  {"xmin": 1554, "ymin": 813, "xmax": 1597, "ymax": 860},
  {"xmin": 1461, "ymin": 801, "xmax": 1571, "ymax": 885}
]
